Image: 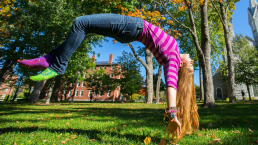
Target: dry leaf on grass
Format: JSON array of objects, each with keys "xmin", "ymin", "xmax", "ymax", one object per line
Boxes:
[
  {"xmin": 61, "ymin": 141, "xmax": 65, "ymax": 144},
  {"xmin": 235, "ymin": 130, "xmax": 240, "ymax": 133},
  {"xmin": 13, "ymin": 142, "xmax": 17, "ymax": 145},
  {"xmin": 247, "ymin": 128, "xmax": 253, "ymax": 132},
  {"xmin": 89, "ymin": 139, "xmax": 96, "ymax": 142},
  {"xmin": 211, "ymin": 134, "xmax": 216, "ymax": 139},
  {"xmin": 214, "ymin": 139, "xmax": 220, "ymax": 142}
]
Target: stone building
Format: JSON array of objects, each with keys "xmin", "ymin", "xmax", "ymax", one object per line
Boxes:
[{"xmin": 212, "ymin": 0, "xmax": 258, "ymax": 100}]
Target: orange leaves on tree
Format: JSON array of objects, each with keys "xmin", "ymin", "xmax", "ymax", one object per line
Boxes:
[{"xmin": 138, "ymin": 88, "xmax": 146, "ymax": 96}]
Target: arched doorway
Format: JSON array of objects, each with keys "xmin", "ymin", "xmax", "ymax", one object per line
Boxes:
[{"xmin": 216, "ymin": 88, "xmax": 223, "ymax": 99}]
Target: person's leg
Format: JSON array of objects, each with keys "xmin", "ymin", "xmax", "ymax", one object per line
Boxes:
[
  {"xmin": 30, "ymin": 13, "xmax": 143, "ymax": 81},
  {"xmin": 17, "ymin": 38, "xmax": 66, "ymax": 69}
]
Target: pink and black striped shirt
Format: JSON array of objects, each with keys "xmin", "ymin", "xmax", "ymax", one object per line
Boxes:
[{"xmin": 138, "ymin": 20, "xmax": 181, "ymax": 90}]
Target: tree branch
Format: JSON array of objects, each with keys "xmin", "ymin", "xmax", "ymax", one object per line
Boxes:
[
  {"xmin": 211, "ymin": 1, "xmax": 226, "ymax": 27},
  {"xmin": 153, "ymin": 0, "xmax": 195, "ymax": 36},
  {"xmin": 226, "ymin": 0, "xmax": 232, "ymax": 12},
  {"xmin": 128, "ymin": 43, "xmax": 149, "ymax": 70}
]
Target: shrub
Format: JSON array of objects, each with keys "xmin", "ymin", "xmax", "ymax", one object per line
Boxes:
[{"xmin": 131, "ymin": 93, "xmax": 139, "ymax": 100}]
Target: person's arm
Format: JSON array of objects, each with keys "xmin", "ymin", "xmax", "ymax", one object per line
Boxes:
[{"xmin": 167, "ymin": 87, "xmax": 176, "ymax": 108}]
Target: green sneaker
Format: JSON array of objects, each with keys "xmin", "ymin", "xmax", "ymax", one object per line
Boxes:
[{"xmin": 30, "ymin": 68, "xmax": 59, "ymax": 81}]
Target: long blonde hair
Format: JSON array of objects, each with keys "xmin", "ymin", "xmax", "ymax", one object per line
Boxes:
[{"xmin": 176, "ymin": 66, "xmax": 199, "ymax": 139}]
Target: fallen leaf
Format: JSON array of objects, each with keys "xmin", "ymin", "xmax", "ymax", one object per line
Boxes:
[
  {"xmin": 198, "ymin": 134, "xmax": 202, "ymax": 137},
  {"xmin": 201, "ymin": 127, "xmax": 205, "ymax": 131},
  {"xmin": 211, "ymin": 134, "xmax": 216, "ymax": 139},
  {"xmin": 61, "ymin": 141, "xmax": 65, "ymax": 144},
  {"xmin": 204, "ymin": 133, "xmax": 208, "ymax": 137},
  {"xmin": 13, "ymin": 142, "xmax": 17, "ymax": 145},
  {"xmin": 235, "ymin": 130, "xmax": 240, "ymax": 133},
  {"xmin": 144, "ymin": 137, "xmax": 151, "ymax": 145},
  {"xmin": 43, "ymin": 140, "xmax": 47, "ymax": 143},
  {"xmin": 247, "ymin": 128, "xmax": 253, "ymax": 132},
  {"xmin": 89, "ymin": 139, "xmax": 96, "ymax": 142},
  {"xmin": 214, "ymin": 139, "xmax": 220, "ymax": 142}
]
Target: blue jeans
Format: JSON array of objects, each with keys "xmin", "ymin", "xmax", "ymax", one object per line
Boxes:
[{"xmin": 48, "ymin": 13, "xmax": 144, "ymax": 74}]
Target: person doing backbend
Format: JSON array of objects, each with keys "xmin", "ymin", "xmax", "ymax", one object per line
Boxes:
[{"xmin": 18, "ymin": 13, "xmax": 199, "ymax": 142}]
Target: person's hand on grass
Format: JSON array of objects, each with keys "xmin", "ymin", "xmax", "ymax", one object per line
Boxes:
[{"xmin": 158, "ymin": 116, "xmax": 182, "ymax": 145}]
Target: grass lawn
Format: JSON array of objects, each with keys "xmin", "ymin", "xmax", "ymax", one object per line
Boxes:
[{"xmin": 0, "ymin": 100, "xmax": 257, "ymax": 145}]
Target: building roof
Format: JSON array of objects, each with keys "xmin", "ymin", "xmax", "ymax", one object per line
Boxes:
[
  {"xmin": 95, "ymin": 61, "xmax": 119, "ymax": 66},
  {"xmin": 244, "ymin": 35, "xmax": 258, "ymax": 46}
]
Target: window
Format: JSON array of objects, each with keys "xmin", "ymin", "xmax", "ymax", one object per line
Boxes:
[
  {"xmin": 108, "ymin": 91, "xmax": 111, "ymax": 97},
  {"xmin": 66, "ymin": 83, "xmax": 68, "ymax": 87},
  {"xmin": 2, "ymin": 94, "xmax": 6, "ymax": 99},
  {"xmin": 63, "ymin": 90, "xmax": 67, "ymax": 95},
  {"xmin": 104, "ymin": 66, "xmax": 106, "ymax": 70},
  {"xmin": 118, "ymin": 74, "xmax": 120, "ymax": 79},
  {"xmin": 82, "ymin": 81, "xmax": 85, "ymax": 87},
  {"xmin": 110, "ymin": 73, "xmax": 113, "ymax": 78},
  {"xmin": 88, "ymin": 90, "xmax": 92, "ymax": 97},
  {"xmin": 4, "ymin": 87, "xmax": 8, "ymax": 92},
  {"xmin": 70, "ymin": 83, "xmax": 73, "ymax": 87},
  {"xmin": 111, "ymin": 66, "xmax": 115, "ymax": 70},
  {"xmin": 99, "ymin": 91, "xmax": 102, "ymax": 97},
  {"xmin": 68, "ymin": 91, "xmax": 72, "ymax": 96},
  {"xmin": 94, "ymin": 92, "xmax": 96, "ymax": 97},
  {"xmin": 75, "ymin": 90, "xmax": 79, "ymax": 96},
  {"xmin": 123, "ymin": 75, "xmax": 125, "ymax": 78},
  {"xmin": 80, "ymin": 90, "xmax": 83, "ymax": 97},
  {"xmin": 99, "ymin": 66, "xmax": 102, "ymax": 70},
  {"xmin": 31, "ymin": 87, "xmax": 34, "ymax": 92},
  {"xmin": 83, "ymin": 75, "xmax": 85, "ymax": 78},
  {"xmin": 77, "ymin": 82, "xmax": 80, "ymax": 87}
]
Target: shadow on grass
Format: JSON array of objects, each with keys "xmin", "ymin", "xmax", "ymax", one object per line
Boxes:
[{"xmin": 0, "ymin": 101, "xmax": 258, "ymax": 144}]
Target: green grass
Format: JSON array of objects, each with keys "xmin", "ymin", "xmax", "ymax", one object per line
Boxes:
[{"xmin": 0, "ymin": 100, "xmax": 257, "ymax": 145}]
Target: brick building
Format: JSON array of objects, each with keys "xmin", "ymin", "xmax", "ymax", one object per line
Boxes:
[
  {"xmin": 41, "ymin": 54, "xmax": 122, "ymax": 101},
  {"xmin": 0, "ymin": 76, "xmax": 18, "ymax": 99}
]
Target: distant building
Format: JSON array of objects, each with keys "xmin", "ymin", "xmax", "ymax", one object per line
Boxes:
[
  {"xmin": 0, "ymin": 76, "xmax": 18, "ymax": 99},
  {"xmin": 212, "ymin": 0, "xmax": 258, "ymax": 100},
  {"xmin": 40, "ymin": 54, "xmax": 122, "ymax": 101}
]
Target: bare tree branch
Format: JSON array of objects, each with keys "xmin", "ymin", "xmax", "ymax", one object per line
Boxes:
[{"xmin": 128, "ymin": 43, "xmax": 149, "ymax": 70}]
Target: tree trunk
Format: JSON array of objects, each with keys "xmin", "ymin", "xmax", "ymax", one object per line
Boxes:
[
  {"xmin": 0, "ymin": 60, "xmax": 16, "ymax": 86},
  {"xmin": 156, "ymin": 64, "xmax": 162, "ymax": 104},
  {"xmin": 145, "ymin": 49, "xmax": 154, "ymax": 104},
  {"xmin": 50, "ymin": 75, "xmax": 62, "ymax": 102},
  {"xmin": 29, "ymin": 81, "xmax": 46, "ymax": 103},
  {"xmin": 199, "ymin": 65, "xmax": 204, "ymax": 101},
  {"xmin": 245, "ymin": 80, "xmax": 251, "ymax": 101},
  {"xmin": 219, "ymin": 1, "xmax": 236, "ymax": 103},
  {"xmin": 46, "ymin": 86, "xmax": 53, "ymax": 104},
  {"xmin": 128, "ymin": 43, "xmax": 154, "ymax": 104},
  {"xmin": 201, "ymin": 0, "xmax": 215, "ymax": 108},
  {"xmin": 11, "ymin": 87, "xmax": 19, "ymax": 101},
  {"xmin": 71, "ymin": 72, "xmax": 80, "ymax": 103}
]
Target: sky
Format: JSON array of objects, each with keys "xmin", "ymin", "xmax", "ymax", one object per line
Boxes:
[{"xmin": 88, "ymin": 0, "xmax": 253, "ymax": 86}]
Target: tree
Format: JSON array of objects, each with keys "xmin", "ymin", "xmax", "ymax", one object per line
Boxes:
[
  {"xmin": 153, "ymin": 65, "xmax": 166, "ymax": 103},
  {"xmin": 195, "ymin": 84, "xmax": 201, "ymax": 99},
  {"xmin": 211, "ymin": 0, "xmax": 239, "ymax": 103},
  {"xmin": 232, "ymin": 34, "xmax": 258, "ymax": 101},
  {"xmin": 115, "ymin": 51, "xmax": 144, "ymax": 99},
  {"xmin": 84, "ymin": 68, "xmax": 118, "ymax": 100},
  {"xmin": 154, "ymin": 0, "xmax": 222, "ymax": 108}
]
